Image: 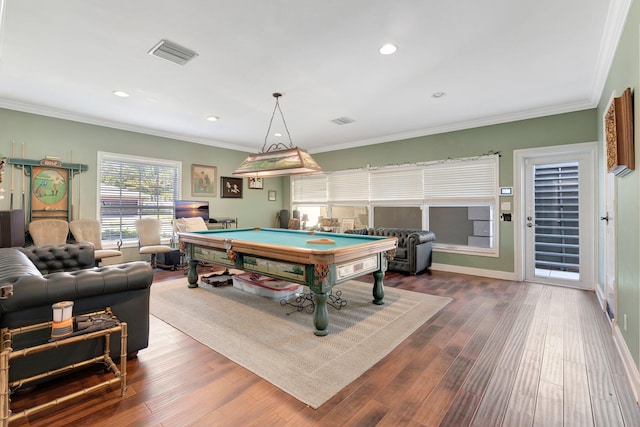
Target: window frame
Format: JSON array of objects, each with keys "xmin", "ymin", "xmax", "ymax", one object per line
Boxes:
[
  {"xmin": 426, "ymin": 203, "xmax": 498, "ymax": 257},
  {"xmin": 97, "ymin": 151, "xmax": 181, "ymax": 247}
]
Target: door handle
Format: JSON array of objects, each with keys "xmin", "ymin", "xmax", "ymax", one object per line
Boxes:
[
  {"xmin": 526, "ymin": 222, "xmax": 535, "ymax": 228},
  {"xmin": 600, "ymin": 215, "xmax": 609, "ymax": 224}
]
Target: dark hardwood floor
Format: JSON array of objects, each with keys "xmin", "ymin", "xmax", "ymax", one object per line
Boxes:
[{"xmin": 8, "ymin": 269, "xmax": 640, "ymax": 426}]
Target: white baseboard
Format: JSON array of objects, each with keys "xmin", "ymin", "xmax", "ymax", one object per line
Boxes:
[
  {"xmin": 613, "ymin": 324, "xmax": 640, "ymax": 404},
  {"xmin": 594, "ymin": 285, "xmax": 638, "ymax": 402},
  {"xmin": 595, "ymin": 283, "xmax": 607, "ymax": 311},
  {"xmin": 431, "ymin": 263, "xmax": 518, "ymax": 281}
]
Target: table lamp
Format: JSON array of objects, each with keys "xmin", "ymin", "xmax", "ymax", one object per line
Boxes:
[
  {"xmin": 51, "ymin": 301, "xmax": 74, "ymax": 339},
  {"xmin": 301, "ymin": 214, "xmax": 309, "ymax": 230}
]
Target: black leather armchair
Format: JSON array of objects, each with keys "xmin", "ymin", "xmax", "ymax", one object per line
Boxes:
[
  {"xmin": 345, "ymin": 228, "xmax": 435, "ymax": 275},
  {"xmin": 0, "ymin": 243, "xmax": 153, "ymax": 386}
]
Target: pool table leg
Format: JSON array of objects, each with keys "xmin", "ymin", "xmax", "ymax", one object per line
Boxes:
[
  {"xmin": 187, "ymin": 260, "xmax": 199, "ymax": 288},
  {"xmin": 312, "ymin": 292, "xmax": 329, "ymax": 336},
  {"xmin": 372, "ymin": 270, "xmax": 385, "ymax": 305}
]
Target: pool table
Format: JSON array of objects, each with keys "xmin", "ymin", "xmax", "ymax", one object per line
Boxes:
[{"xmin": 178, "ymin": 227, "xmax": 397, "ymax": 336}]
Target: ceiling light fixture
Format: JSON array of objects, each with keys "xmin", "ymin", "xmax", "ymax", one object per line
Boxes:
[
  {"xmin": 113, "ymin": 90, "xmax": 130, "ymax": 98},
  {"xmin": 379, "ymin": 43, "xmax": 398, "ymax": 55},
  {"xmin": 206, "ymin": 115, "xmax": 219, "ymax": 122},
  {"xmin": 233, "ymin": 92, "xmax": 324, "ymax": 177}
]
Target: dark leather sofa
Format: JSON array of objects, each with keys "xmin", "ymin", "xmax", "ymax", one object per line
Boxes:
[
  {"xmin": 345, "ymin": 228, "xmax": 436, "ymax": 275},
  {"xmin": 0, "ymin": 243, "xmax": 153, "ymax": 386}
]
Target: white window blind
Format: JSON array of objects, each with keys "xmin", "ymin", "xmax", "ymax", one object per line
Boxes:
[
  {"xmin": 98, "ymin": 152, "xmax": 181, "ymax": 242},
  {"xmin": 292, "ymin": 174, "xmax": 327, "ymax": 203},
  {"xmin": 423, "ymin": 156, "xmax": 498, "ymax": 203},
  {"xmin": 328, "ymin": 169, "xmax": 369, "ymax": 202},
  {"xmin": 370, "ymin": 166, "xmax": 424, "ymax": 202},
  {"xmin": 292, "ymin": 154, "xmax": 498, "ymax": 206}
]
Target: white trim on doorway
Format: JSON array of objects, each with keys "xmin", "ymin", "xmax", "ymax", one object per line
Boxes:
[{"xmin": 513, "ymin": 142, "xmax": 598, "ymax": 288}]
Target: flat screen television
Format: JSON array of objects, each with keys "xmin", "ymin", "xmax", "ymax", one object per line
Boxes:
[{"xmin": 174, "ymin": 200, "xmax": 209, "ymax": 222}]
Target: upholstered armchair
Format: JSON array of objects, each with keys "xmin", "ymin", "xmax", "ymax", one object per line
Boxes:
[
  {"xmin": 173, "ymin": 217, "xmax": 209, "ymax": 233},
  {"xmin": 28, "ymin": 219, "xmax": 69, "ymax": 246},
  {"xmin": 135, "ymin": 217, "xmax": 173, "ymax": 268},
  {"xmin": 69, "ymin": 219, "xmax": 122, "ymax": 266}
]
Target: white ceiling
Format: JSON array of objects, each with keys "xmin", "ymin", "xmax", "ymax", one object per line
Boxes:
[{"xmin": 0, "ymin": 0, "xmax": 628, "ymax": 154}]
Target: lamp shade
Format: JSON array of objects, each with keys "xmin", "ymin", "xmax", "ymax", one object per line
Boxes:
[
  {"xmin": 234, "ymin": 93, "xmax": 324, "ymax": 177},
  {"xmin": 233, "ymin": 147, "xmax": 323, "ymax": 177}
]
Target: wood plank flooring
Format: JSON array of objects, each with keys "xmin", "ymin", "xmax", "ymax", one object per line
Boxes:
[{"xmin": 8, "ymin": 270, "xmax": 640, "ymax": 426}]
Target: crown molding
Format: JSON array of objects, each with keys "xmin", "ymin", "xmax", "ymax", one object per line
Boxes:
[
  {"xmin": 588, "ymin": 0, "xmax": 633, "ymax": 104},
  {"xmin": 311, "ymin": 99, "xmax": 596, "ymax": 154},
  {"xmin": 0, "ymin": 98, "xmax": 250, "ymax": 152}
]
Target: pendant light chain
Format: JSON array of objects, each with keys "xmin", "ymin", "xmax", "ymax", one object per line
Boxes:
[{"xmin": 262, "ymin": 92, "xmax": 294, "ymax": 153}]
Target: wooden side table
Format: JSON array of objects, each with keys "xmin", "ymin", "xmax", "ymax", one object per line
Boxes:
[{"xmin": 0, "ymin": 307, "xmax": 127, "ymax": 426}]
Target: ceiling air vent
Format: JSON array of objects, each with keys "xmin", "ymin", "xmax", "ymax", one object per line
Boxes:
[
  {"xmin": 330, "ymin": 116, "xmax": 356, "ymax": 125},
  {"xmin": 148, "ymin": 39, "xmax": 198, "ymax": 66}
]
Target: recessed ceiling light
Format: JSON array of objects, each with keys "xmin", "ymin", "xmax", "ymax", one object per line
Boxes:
[
  {"xmin": 206, "ymin": 115, "xmax": 219, "ymax": 122},
  {"xmin": 432, "ymin": 91, "xmax": 446, "ymax": 98},
  {"xmin": 274, "ymin": 132, "xmax": 282, "ymax": 137},
  {"xmin": 379, "ymin": 43, "xmax": 398, "ymax": 55},
  {"xmin": 113, "ymin": 90, "xmax": 130, "ymax": 98}
]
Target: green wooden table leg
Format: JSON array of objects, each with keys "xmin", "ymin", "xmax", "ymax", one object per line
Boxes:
[
  {"xmin": 187, "ymin": 260, "xmax": 199, "ymax": 288},
  {"xmin": 372, "ymin": 270, "xmax": 385, "ymax": 305},
  {"xmin": 312, "ymin": 292, "xmax": 329, "ymax": 336}
]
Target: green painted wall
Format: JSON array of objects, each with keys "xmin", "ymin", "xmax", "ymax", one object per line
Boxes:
[
  {"xmin": 598, "ymin": 1, "xmax": 640, "ymax": 366},
  {"xmin": 307, "ymin": 110, "xmax": 598, "ymax": 273},
  {"xmin": 0, "ymin": 108, "xmax": 286, "ymax": 259},
  {"xmin": 1, "ymin": 107, "xmax": 597, "ymax": 274}
]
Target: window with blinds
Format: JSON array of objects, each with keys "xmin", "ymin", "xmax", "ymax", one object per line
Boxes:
[
  {"xmin": 292, "ymin": 155, "xmax": 498, "ymax": 204},
  {"xmin": 423, "ymin": 156, "xmax": 498, "ymax": 255},
  {"xmin": 98, "ymin": 152, "xmax": 181, "ymax": 243},
  {"xmin": 423, "ymin": 157, "xmax": 497, "ymax": 203},
  {"xmin": 329, "ymin": 169, "xmax": 369, "ymax": 202},
  {"xmin": 291, "ymin": 174, "xmax": 327, "ymax": 203},
  {"xmin": 291, "ymin": 155, "xmax": 499, "ymax": 255},
  {"xmin": 370, "ymin": 166, "xmax": 423, "ymax": 202}
]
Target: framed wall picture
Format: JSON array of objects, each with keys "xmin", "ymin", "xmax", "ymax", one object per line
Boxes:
[
  {"xmin": 248, "ymin": 177, "xmax": 264, "ymax": 189},
  {"xmin": 221, "ymin": 176, "xmax": 243, "ymax": 198},
  {"xmin": 268, "ymin": 190, "xmax": 277, "ymax": 201},
  {"xmin": 605, "ymin": 87, "xmax": 635, "ymax": 177},
  {"xmin": 191, "ymin": 164, "xmax": 217, "ymax": 196}
]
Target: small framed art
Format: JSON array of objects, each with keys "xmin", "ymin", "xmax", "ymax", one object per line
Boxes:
[
  {"xmin": 191, "ymin": 164, "xmax": 216, "ymax": 196},
  {"xmin": 268, "ymin": 190, "xmax": 277, "ymax": 201},
  {"xmin": 248, "ymin": 177, "xmax": 264, "ymax": 189},
  {"xmin": 221, "ymin": 176, "xmax": 243, "ymax": 198}
]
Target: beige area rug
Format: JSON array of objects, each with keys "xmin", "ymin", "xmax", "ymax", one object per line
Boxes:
[{"xmin": 150, "ymin": 277, "xmax": 451, "ymax": 409}]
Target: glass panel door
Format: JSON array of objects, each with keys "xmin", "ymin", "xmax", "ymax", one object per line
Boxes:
[{"xmin": 524, "ymin": 152, "xmax": 594, "ymax": 289}]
